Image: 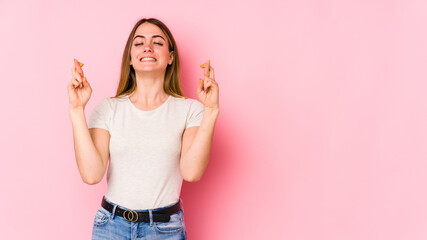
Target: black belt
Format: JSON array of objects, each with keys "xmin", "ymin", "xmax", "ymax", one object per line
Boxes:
[{"xmin": 101, "ymin": 196, "xmax": 181, "ymax": 223}]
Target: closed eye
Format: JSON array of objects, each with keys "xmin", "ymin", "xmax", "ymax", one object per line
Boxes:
[{"xmin": 134, "ymin": 42, "xmax": 163, "ymax": 46}]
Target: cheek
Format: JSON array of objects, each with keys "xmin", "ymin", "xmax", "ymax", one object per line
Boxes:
[
  {"xmin": 130, "ymin": 46, "xmax": 139, "ymax": 57},
  {"xmin": 161, "ymin": 51, "xmax": 171, "ymax": 61}
]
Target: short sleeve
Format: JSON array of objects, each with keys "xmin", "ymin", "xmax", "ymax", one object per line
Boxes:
[
  {"xmin": 88, "ymin": 97, "xmax": 112, "ymax": 131},
  {"xmin": 185, "ymin": 100, "xmax": 205, "ymax": 129}
]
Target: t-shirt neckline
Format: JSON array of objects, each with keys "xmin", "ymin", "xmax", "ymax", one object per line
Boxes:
[{"xmin": 126, "ymin": 95, "xmax": 172, "ymax": 113}]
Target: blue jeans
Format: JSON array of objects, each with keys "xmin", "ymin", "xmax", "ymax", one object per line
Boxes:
[{"xmin": 92, "ymin": 197, "xmax": 188, "ymax": 240}]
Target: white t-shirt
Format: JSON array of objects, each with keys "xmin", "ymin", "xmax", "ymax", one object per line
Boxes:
[{"xmin": 88, "ymin": 94, "xmax": 204, "ymax": 210}]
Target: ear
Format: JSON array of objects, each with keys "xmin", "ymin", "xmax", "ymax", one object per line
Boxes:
[{"xmin": 168, "ymin": 51, "xmax": 174, "ymax": 65}]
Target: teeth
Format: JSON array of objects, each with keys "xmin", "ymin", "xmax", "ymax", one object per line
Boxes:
[{"xmin": 140, "ymin": 57, "xmax": 156, "ymax": 61}]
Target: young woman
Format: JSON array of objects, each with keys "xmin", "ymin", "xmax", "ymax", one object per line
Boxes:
[{"xmin": 67, "ymin": 17, "xmax": 219, "ymax": 239}]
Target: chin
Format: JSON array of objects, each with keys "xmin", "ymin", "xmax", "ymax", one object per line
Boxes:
[
  {"xmin": 135, "ymin": 68, "xmax": 167, "ymax": 75},
  {"xmin": 137, "ymin": 67, "xmax": 163, "ymax": 71}
]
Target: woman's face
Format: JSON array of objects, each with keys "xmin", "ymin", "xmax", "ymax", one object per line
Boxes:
[{"xmin": 130, "ymin": 22, "xmax": 173, "ymax": 74}]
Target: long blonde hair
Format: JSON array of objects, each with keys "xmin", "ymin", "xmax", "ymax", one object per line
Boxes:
[{"xmin": 113, "ymin": 18, "xmax": 186, "ymax": 99}]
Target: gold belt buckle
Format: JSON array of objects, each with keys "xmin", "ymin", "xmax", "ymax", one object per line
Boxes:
[{"xmin": 123, "ymin": 209, "xmax": 139, "ymax": 222}]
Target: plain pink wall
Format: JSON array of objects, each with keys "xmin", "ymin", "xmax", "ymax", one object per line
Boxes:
[{"xmin": 1, "ymin": 0, "xmax": 426, "ymax": 239}]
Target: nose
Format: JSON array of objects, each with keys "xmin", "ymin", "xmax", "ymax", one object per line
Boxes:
[{"xmin": 143, "ymin": 43, "xmax": 153, "ymax": 52}]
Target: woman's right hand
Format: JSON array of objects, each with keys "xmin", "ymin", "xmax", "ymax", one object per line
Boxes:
[{"xmin": 68, "ymin": 59, "xmax": 92, "ymax": 110}]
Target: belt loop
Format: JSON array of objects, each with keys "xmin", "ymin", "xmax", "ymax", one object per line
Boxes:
[
  {"xmin": 110, "ymin": 204, "xmax": 117, "ymax": 220},
  {"xmin": 149, "ymin": 210, "xmax": 153, "ymax": 226},
  {"xmin": 180, "ymin": 198, "xmax": 184, "ymax": 213}
]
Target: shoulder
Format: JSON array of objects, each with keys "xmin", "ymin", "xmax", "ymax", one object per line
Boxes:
[
  {"xmin": 90, "ymin": 96, "xmax": 126, "ymax": 115},
  {"xmin": 106, "ymin": 95, "xmax": 128, "ymax": 103},
  {"xmin": 100, "ymin": 95, "xmax": 128, "ymax": 108},
  {"xmin": 167, "ymin": 96, "xmax": 204, "ymax": 116},
  {"xmin": 171, "ymin": 96, "xmax": 202, "ymax": 109},
  {"xmin": 169, "ymin": 95, "xmax": 203, "ymax": 107}
]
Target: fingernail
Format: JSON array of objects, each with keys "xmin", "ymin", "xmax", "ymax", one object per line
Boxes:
[
  {"xmin": 74, "ymin": 59, "xmax": 76, "ymax": 63},
  {"xmin": 199, "ymin": 79, "xmax": 202, "ymax": 84},
  {"xmin": 85, "ymin": 76, "xmax": 87, "ymax": 82},
  {"xmin": 80, "ymin": 62, "xmax": 84, "ymax": 67},
  {"xmin": 208, "ymin": 59, "xmax": 210, "ymax": 65},
  {"xmin": 200, "ymin": 63, "xmax": 205, "ymax": 68}
]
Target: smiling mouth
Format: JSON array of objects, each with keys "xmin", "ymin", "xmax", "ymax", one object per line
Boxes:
[{"xmin": 140, "ymin": 57, "xmax": 157, "ymax": 62}]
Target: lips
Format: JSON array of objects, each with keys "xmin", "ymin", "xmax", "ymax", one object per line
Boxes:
[{"xmin": 140, "ymin": 56, "xmax": 157, "ymax": 62}]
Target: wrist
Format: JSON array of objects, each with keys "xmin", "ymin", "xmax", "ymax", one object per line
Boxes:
[
  {"xmin": 204, "ymin": 107, "xmax": 219, "ymax": 116},
  {"xmin": 69, "ymin": 106, "xmax": 85, "ymax": 114}
]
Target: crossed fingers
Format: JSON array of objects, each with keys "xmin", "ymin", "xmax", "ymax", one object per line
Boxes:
[{"xmin": 202, "ymin": 60, "xmax": 218, "ymax": 90}]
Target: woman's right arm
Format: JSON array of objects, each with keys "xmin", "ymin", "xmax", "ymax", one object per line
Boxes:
[
  {"xmin": 69, "ymin": 108, "xmax": 109, "ymax": 185},
  {"xmin": 68, "ymin": 59, "xmax": 108, "ymax": 185}
]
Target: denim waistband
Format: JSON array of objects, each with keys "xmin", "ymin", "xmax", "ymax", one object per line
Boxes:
[{"xmin": 102, "ymin": 196, "xmax": 184, "ymax": 213}]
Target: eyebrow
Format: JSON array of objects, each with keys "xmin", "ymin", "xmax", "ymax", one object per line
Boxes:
[{"xmin": 133, "ymin": 35, "xmax": 165, "ymax": 41}]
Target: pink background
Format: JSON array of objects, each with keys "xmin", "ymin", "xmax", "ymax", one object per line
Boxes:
[{"xmin": 1, "ymin": 0, "xmax": 426, "ymax": 239}]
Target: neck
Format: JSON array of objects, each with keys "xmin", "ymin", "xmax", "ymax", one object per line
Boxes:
[{"xmin": 130, "ymin": 70, "xmax": 168, "ymax": 104}]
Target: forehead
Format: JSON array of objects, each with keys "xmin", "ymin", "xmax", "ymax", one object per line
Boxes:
[{"xmin": 134, "ymin": 22, "xmax": 166, "ymax": 39}]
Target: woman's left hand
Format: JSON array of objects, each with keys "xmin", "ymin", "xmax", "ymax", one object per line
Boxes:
[{"xmin": 197, "ymin": 60, "xmax": 219, "ymax": 111}]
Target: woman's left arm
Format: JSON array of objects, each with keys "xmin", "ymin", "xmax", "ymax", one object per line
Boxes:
[{"xmin": 180, "ymin": 60, "xmax": 219, "ymax": 182}]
